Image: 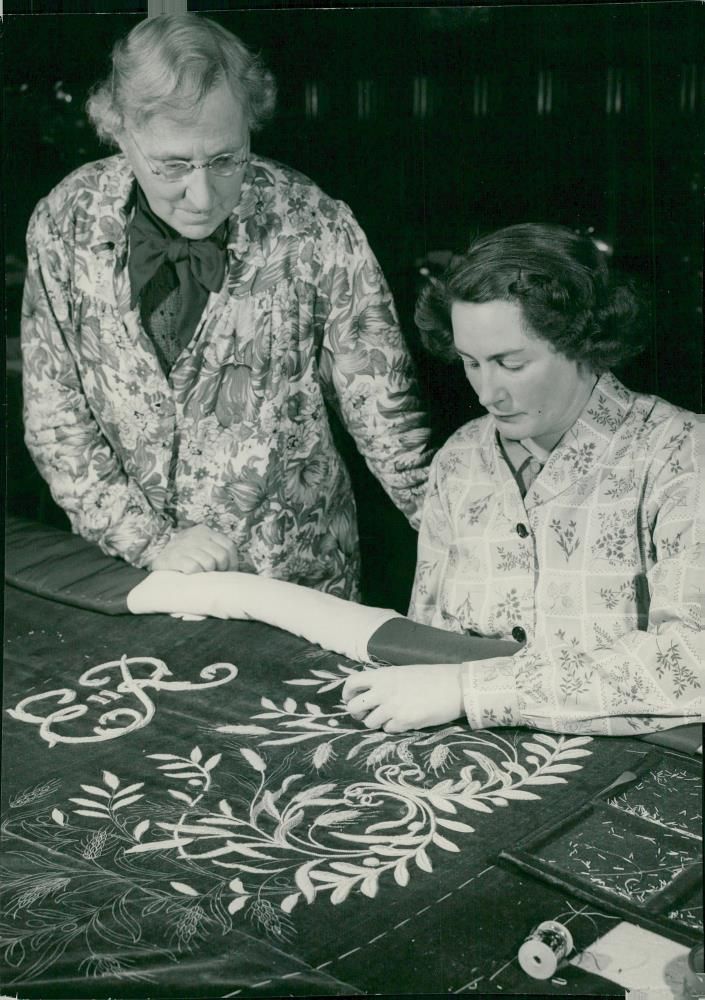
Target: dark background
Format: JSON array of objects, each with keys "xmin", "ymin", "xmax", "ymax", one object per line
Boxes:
[{"xmin": 4, "ymin": 3, "xmax": 704, "ymax": 609}]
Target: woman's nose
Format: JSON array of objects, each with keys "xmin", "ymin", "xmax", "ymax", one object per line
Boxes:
[
  {"xmin": 475, "ymin": 367, "xmax": 508, "ymax": 409},
  {"xmin": 183, "ymin": 167, "xmax": 215, "ymax": 211}
]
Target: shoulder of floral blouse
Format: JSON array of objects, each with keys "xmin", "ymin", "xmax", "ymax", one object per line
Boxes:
[
  {"xmin": 246, "ymin": 154, "xmax": 351, "ymax": 220},
  {"xmin": 31, "ymin": 155, "xmax": 133, "ymax": 246},
  {"xmin": 629, "ymin": 393, "xmax": 705, "ymax": 465},
  {"xmin": 433, "ymin": 415, "xmax": 495, "ymax": 471},
  {"xmin": 227, "ymin": 159, "xmax": 358, "ymax": 269}
]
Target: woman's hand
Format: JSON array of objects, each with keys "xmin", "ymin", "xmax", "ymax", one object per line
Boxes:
[
  {"xmin": 150, "ymin": 525, "xmax": 239, "ymax": 573},
  {"xmin": 342, "ymin": 663, "xmax": 465, "ymax": 733}
]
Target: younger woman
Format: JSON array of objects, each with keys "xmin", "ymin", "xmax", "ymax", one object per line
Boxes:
[{"xmin": 342, "ymin": 223, "xmax": 704, "ymax": 736}]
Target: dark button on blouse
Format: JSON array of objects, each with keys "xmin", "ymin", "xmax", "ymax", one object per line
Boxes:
[
  {"xmin": 516, "ymin": 523, "xmax": 529, "ymax": 538},
  {"xmin": 512, "ymin": 625, "xmax": 527, "ymax": 643}
]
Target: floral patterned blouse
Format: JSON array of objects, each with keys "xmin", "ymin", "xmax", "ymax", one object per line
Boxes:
[
  {"xmin": 409, "ymin": 373, "xmax": 705, "ymax": 736},
  {"xmin": 21, "ymin": 155, "xmax": 433, "ymax": 598}
]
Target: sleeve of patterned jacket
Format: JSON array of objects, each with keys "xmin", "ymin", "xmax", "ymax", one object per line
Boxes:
[
  {"xmin": 21, "ymin": 200, "xmax": 173, "ymax": 568},
  {"xmin": 413, "ymin": 421, "xmax": 705, "ymax": 736},
  {"xmin": 318, "ymin": 203, "xmax": 434, "ymax": 529}
]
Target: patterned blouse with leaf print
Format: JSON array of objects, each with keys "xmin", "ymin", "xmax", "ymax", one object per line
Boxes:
[
  {"xmin": 21, "ymin": 155, "xmax": 434, "ymax": 598},
  {"xmin": 409, "ymin": 373, "xmax": 705, "ymax": 735}
]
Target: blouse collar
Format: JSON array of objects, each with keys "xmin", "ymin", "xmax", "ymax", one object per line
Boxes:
[{"xmin": 480, "ymin": 371, "xmax": 636, "ymax": 508}]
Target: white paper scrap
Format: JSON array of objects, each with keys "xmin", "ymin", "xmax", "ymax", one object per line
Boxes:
[{"xmin": 570, "ymin": 921, "xmax": 690, "ymax": 996}]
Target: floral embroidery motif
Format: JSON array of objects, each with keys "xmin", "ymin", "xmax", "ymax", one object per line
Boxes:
[
  {"xmin": 655, "ymin": 641, "xmax": 702, "ymax": 697},
  {"xmin": 660, "ymin": 531, "xmax": 684, "ymax": 558},
  {"xmin": 665, "ymin": 422, "xmax": 693, "ymax": 476},
  {"xmin": 599, "ymin": 578, "xmax": 638, "ymax": 610},
  {"xmin": 557, "ymin": 639, "xmax": 594, "ymax": 702},
  {"xmin": 459, "ymin": 494, "xmax": 493, "ymax": 528},
  {"xmin": 515, "ymin": 654, "xmax": 549, "ymax": 706},
  {"xmin": 604, "ymin": 661, "xmax": 650, "ymax": 709},
  {"xmin": 592, "ymin": 623, "xmax": 615, "ymax": 649},
  {"xmin": 586, "ymin": 395, "xmax": 622, "ymax": 432},
  {"xmin": 603, "ymin": 471, "xmax": 637, "ymax": 501},
  {"xmin": 561, "ymin": 441, "xmax": 597, "ymax": 476},
  {"xmin": 496, "ymin": 545, "xmax": 532, "ymax": 573},
  {"xmin": 493, "ymin": 588, "xmax": 522, "ymax": 625},
  {"xmin": 550, "ymin": 517, "xmax": 581, "ymax": 562},
  {"xmin": 591, "ymin": 509, "xmax": 637, "ymax": 567},
  {"xmin": 129, "ymin": 717, "xmax": 593, "ymax": 916},
  {"xmin": 0, "ymin": 661, "xmax": 594, "ymax": 989}
]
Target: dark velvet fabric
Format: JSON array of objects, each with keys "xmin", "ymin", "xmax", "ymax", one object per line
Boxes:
[
  {"xmin": 3, "ymin": 580, "xmax": 673, "ymax": 998},
  {"xmin": 4, "ymin": 516, "xmax": 147, "ymax": 613}
]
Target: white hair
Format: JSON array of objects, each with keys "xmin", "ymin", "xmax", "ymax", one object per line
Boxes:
[{"xmin": 86, "ymin": 13, "xmax": 276, "ymax": 145}]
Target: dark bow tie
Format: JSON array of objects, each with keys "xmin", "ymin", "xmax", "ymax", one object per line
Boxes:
[{"xmin": 127, "ymin": 188, "xmax": 227, "ymax": 308}]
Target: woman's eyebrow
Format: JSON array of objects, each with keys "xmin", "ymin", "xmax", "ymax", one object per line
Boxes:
[
  {"xmin": 152, "ymin": 141, "xmax": 247, "ymax": 162},
  {"xmin": 455, "ymin": 347, "xmax": 527, "ymax": 361}
]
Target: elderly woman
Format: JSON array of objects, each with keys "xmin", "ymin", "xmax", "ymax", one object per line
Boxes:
[
  {"xmin": 21, "ymin": 14, "xmax": 432, "ymax": 598},
  {"xmin": 128, "ymin": 222, "xmax": 703, "ymax": 737}
]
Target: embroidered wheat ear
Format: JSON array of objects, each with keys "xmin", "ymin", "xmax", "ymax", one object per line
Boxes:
[
  {"xmin": 312, "ymin": 741, "xmax": 335, "ymax": 769},
  {"xmin": 428, "ymin": 744, "xmax": 451, "ymax": 772},
  {"xmin": 13, "ymin": 876, "xmax": 70, "ymax": 910},
  {"xmin": 10, "ymin": 778, "xmax": 62, "ymax": 807},
  {"xmin": 396, "ymin": 739, "xmax": 416, "ymax": 765},
  {"xmin": 81, "ymin": 827, "xmax": 110, "ymax": 860},
  {"xmin": 249, "ymin": 898, "xmax": 283, "ymax": 936},
  {"xmin": 175, "ymin": 904, "xmax": 206, "ymax": 946},
  {"xmin": 87, "ymin": 957, "xmax": 125, "ymax": 978},
  {"xmin": 366, "ymin": 742, "xmax": 395, "ymax": 767}
]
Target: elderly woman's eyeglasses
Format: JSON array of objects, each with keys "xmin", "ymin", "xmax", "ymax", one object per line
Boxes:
[{"xmin": 128, "ymin": 131, "xmax": 250, "ymax": 181}]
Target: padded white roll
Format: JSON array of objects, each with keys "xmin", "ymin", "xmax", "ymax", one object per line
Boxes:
[{"xmin": 126, "ymin": 570, "xmax": 401, "ymax": 663}]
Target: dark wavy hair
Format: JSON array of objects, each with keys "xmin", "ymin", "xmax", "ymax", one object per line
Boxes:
[{"xmin": 415, "ymin": 223, "xmax": 648, "ymax": 371}]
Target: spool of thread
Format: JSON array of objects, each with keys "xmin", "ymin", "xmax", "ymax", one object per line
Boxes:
[
  {"xmin": 684, "ymin": 943, "xmax": 704, "ymax": 999},
  {"xmin": 518, "ymin": 920, "xmax": 574, "ymax": 980}
]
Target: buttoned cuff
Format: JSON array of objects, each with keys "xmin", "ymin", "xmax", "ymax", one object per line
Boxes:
[{"xmin": 461, "ymin": 656, "xmax": 523, "ymax": 730}]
